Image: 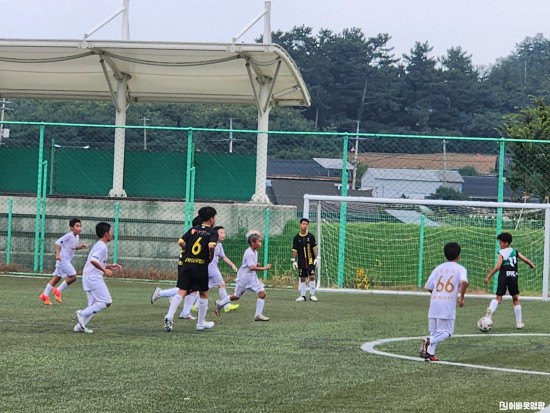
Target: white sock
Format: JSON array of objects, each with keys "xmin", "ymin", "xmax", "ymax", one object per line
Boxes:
[
  {"xmin": 159, "ymin": 287, "xmax": 179, "ymax": 298},
  {"xmin": 514, "ymin": 305, "xmax": 522, "ymax": 323},
  {"xmin": 255, "ymin": 298, "xmax": 265, "ymax": 316},
  {"xmin": 180, "ymin": 294, "xmax": 195, "ymax": 317},
  {"xmin": 428, "ymin": 331, "xmax": 451, "ymax": 354},
  {"xmin": 81, "ymin": 302, "xmax": 107, "ymax": 317},
  {"xmin": 299, "ymin": 282, "xmax": 306, "ymax": 297},
  {"xmin": 43, "ymin": 284, "xmax": 53, "ymax": 295},
  {"xmin": 309, "ymin": 281, "xmax": 316, "ymax": 296},
  {"xmin": 218, "ymin": 287, "xmax": 228, "ymax": 301},
  {"xmin": 197, "ymin": 298, "xmax": 208, "ymax": 325},
  {"xmin": 165, "ymin": 294, "xmax": 182, "ymax": 320},
  {"xmin": 58, "ymin": 281, "xmax": 69, "ymax": 292},
  {"xmin": 219, "ymin": 296, "xmax": 231, "ymax": 308},
  {"xmin": 488, "ymin": 299, "xmax": 499, "ymax": 315}
]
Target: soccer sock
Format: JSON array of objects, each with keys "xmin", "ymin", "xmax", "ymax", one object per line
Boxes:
[
  {"xmin": 218, "ymin": 287, "xmax": 228, "ymax": 301},
  {"xmin": 57, "ymin": 281, "xmax": 69, "ymax": 292},
  {"xmin": 197, "ymin": 298, "xmax": 208, "ymax": 325},
  {"xmin": 43, "ymin": 284, "xmax": 54, "ymax": 295},
  {"xmin": 488, "ymin": 299, "xmax": 499, "ymax": 315},
  {"xmin": 514, "ymin": 305, "xmax": 522, "ymax": 323},
  {"xmin": 427, "ymin": 331, "xmax": 450, "ymax": 354},
  {"xmin": 309, "ymin": 280, "xmax": 315, "ymax": 296},
  {"xmin": 218, "ymin": 296, "xmax": 231, "ymax": 308},
  {"xmin": 159, "ymin": 287, "xmax": 179, "ymax": 298},
  {"xmin": 180, "ymin": 294, "xmax": 195, "ymax": 317},
  {"xmin": 81, "ymin": 302, "xmax": 107, "ymax": 318},
  {"xmin": 165, "ymin": 294, "xmax": 183, "ymax": 320},
  {"xmin": 299, "ymin": 282, "xmax": 306, "ymax": 297},
  {"xmin": 255, "ymin": 298, "xmax": 265, "ymax": 316}
]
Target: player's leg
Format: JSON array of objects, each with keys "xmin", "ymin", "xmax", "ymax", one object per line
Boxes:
[
  {"xmin": 486, "ymin": 277, "xmax": 505, "ymax": 318},
  {"xmin": 179, "ymin": 291, "xmax": 198, "ymax": 320},
  {"xmin": 253, "ymin": 281, "xmax": 269, "ymax": 321},
  {"xmin": 296, "ymin": 270, "xmax": 307, "ymax": 301},
  {"xmin": 308, "ymin": 266, "xmax": 318, "ymax": 301},
  {"xmin": 40, "ymin": 275, "xmax": 61, "ymax": 305},
  {"xmin": 195, "ymin": 272, "xmax": 214, "ymax": 330},
  {"xmin": 510, "ymin": 278, "xmax": 523, "ymax": 328},
  {"xmin": 216, "ymin": 282, "xmax": 243, "ymax": 315}
]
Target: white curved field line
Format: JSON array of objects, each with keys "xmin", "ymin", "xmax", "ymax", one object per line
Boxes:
[{"xmin": 361, "ymin": 333, "xmax": 550, "ymax": 376}]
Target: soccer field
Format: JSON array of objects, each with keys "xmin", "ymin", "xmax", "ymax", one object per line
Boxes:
[{"xmin": 1, "ymin": 276, "xmax": 549, "ymax": 413}]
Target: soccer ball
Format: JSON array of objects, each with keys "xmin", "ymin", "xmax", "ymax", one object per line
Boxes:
[{"xmin": 477, "ymin": 316, "xmax": 493, "ymax": 332}]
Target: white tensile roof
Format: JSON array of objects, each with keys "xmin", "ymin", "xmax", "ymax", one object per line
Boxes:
[{"xmin": 0, "ymin": 39, "xmax": 311, "ymax": 106}]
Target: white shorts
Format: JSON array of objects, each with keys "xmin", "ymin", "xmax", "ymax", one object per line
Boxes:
[
  {"xmin": 208, "ymin": 267, "xmax": 224, "ymax": 288},
  {"xmin": 428, "ymin": 318, "xmax": 455, "ymax": 337},
  {"xmin": 53, "ymin": 260, "xmax": 76, "ymax": 278},
  {"xmin": 233, "ymin": 276, "xmax": 265, "ymax": 298},
  {"xmin": 82, "ymin": 275, "xmax": 112, "ymax": 304}
]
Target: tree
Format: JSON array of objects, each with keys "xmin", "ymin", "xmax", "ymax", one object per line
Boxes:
[{"xmin": 426, "ymin": 186, "xmax": 468, "ymax": 200}]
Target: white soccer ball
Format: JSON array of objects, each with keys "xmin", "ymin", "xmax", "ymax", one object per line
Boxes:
[{"xmin": 477, "ymin": 316, "xmax": 493, "ymax": 332}]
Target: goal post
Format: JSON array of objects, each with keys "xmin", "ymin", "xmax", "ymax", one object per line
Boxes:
[{"xmin": 303, "ymin": 195, "xmax": 550, "ymax": 301}]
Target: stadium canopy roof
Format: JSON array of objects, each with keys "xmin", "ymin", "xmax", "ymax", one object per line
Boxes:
[{"xmin": 0, "ymin": 39, "xmax": 311, "ymax": 107}]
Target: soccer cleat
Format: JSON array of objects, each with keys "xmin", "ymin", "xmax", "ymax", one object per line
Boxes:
[
  {"xmin": 196, "ymin": 321, "xmax": 214, "ymax": 331},
  {"xmin": 424, "ymin": 353, "xmax": 440, "ymax": 362},
  {"xmin": 73, "ymin": 324, "xmax": 93, "ymax": 334},
  {"xmin": 419, "ymin": 337, "xmax": 430, "ymax": 358},
  {"xmin": 516, "ymin": 322, "xmax": 525, "ymax": 329},
  {"xmin": 179, "ymin": 313, "xmax": 197, "ymax": 320},
  {"xmin": 295, "ymin": 296, "xmax": 306, "ymax": 302},
  {"xmin": 254, "ymin": 314, "xmax": 270, "ymax": 321},
  {"xmin": 309, "ymin": 295, "xmax": 319, "ymax": 302},
  {"xmin": 150, "ymin": 287, "xmax": 161, "ymax": 304},
  {"xmin": 224, "ymin": 303, "xmax": 240, "ymax": 313},
  {"xmin": 39, "ymin": 293, "xmax": 52, "ymax": 306},
  {"xmin": 52, "ymin": 288, "xmax": 62, "ymax": 303},
  {"xmin": 164, "ymin": 318, "xmax": 173, "ymax": 332},
  {"xmin": 75, "ymin": 310, "xmax": 86, "ymax": 329}
]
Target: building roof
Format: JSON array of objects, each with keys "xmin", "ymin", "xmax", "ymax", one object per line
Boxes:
[
  {"xmin": 313, "ymin": 158, "xmax": 354, "ymax": 171},
  {"xmin": 267, "ymin": 159, "xmax": 330, "ymax": 177},
  {"xmin": 462, "ymin": 175, "xmax": 512, "ymax": 200},
  {"xmin": 363, "ymin": 168, "xmax": 464, "ymax": 184},
  {"xmin": 267, "ymin": 179, "xmax": 342, "ymax": 209},
  {"xmin": 0, "ymin": 39, "xmax": 310, "ymax": 106}
]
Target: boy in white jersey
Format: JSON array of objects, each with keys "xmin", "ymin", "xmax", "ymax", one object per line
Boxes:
[
  {"xmin": 420, "ymin": 242, "xmax": 468, "ymax": 361},
  {"xmin": 39, "ymin": 218, "xmax": 87, "ymax": 305},
  {"xmin": 483, "ymin": 232, "xmax": 535, "ymax": 329},
  {"xmin": 215, "ymin": 230, "xmax": 271, "ymax": 321},
  {"xmin": 74, "ymin": 222, "xmax": 122, "ymax": 333}
]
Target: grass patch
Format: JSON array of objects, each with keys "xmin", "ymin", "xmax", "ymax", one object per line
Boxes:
[{"xmin": 1, "ymin": 276, "xmax": 549, "ymax": 412}]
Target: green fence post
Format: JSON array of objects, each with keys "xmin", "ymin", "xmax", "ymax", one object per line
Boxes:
[
  {"xmin": 49, "ymin": 138, "xmax": 55, "ymax": 195},
  {"xmin": 263, "ymin": 207, "xmax": 270, "ymax": 280},
  {"xmin": 184, "ymin": 129, "xmax": 193, "ymax": 231},
  {"xmin": 39, "ymin": 160, "xmax": 48, "ymax": 272},
  {"xmin": 337, "ymin": 133, "xmax": 349, "ymax": 288},
  {"xmin": 417, "ymin": 214, "xmax": 425, "ymax": 288},
  {"xmin": 33, "ymin": 124, "xmax": 45, "ymax": 273},
  {"xmin": 190, "ymin": 166, "xmax": 196, "ymax": 220},
  {"xmin": 113, "ymin": 202, "xmax": 120, "ymax": 264},
  {"xmin": 6, "ymin": 197, "xmax": 13, "ymax": 265},
  {"xmin": 493, "ymin": 138, "xmax": 506, "ymax": 293}
]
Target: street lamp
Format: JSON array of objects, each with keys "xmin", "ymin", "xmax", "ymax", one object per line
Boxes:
[{"xmin": 142, "ymin": 116, "xmax": 150, "ymax": 150}]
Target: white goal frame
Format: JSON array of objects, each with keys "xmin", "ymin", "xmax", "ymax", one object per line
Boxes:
[{"xmin": 303, "ymin": 195, "xmax": 550, "ymax": 301}]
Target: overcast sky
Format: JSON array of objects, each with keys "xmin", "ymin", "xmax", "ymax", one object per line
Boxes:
[{"xmin": 0, "ymin": 0, "xmax": 547, "ymax": 66}]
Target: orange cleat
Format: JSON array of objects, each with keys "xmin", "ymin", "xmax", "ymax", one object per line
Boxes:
[
  {"xmin": 39, "ymin": 293, "xmax": 52, "ymax": 305},
  {"xmin": 52, "ymin": 288, "xmax": 62, "ymax": 303},
  {"xmin": 424, "ymin": 354, "xmax": 440, "ymax": 362}
]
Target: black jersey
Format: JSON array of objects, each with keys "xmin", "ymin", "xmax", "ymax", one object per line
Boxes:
[
  {"xmin": 179, "ymin": 225, "xmax": 218, "ymax": 268},
  {"xmin": 499, "ymin": 247, "xmax": 519, "ymax": 278},
  {"xmin": 292, "ymin": 232, "xmax": 317, "ymax": 269}
]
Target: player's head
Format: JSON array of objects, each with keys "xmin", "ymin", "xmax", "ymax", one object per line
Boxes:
[
  {"xmin": 497, "ymin": 232, "xmax": 513, "ymax": 246},
  {"xmin": 198, "ymin": 206, "xmax": 217, "ymax": 226},
  {"xmin": 246, "ymin": 230, "xmax": 261, "ymax": 248},
  {"xmin": 69, "ymin": 218, "xmax": 82, "ymax": 233},
  {"xmin": 95, "ymin": 222, "xmax": 112, "ymax": 240},
  {"xmin": 299, "ymin": 217, "xmax": 309, "ymax": 232},
  {"xmin": 214, "ymin": 226, "xmax": 226, "ymax": 241},
  {"xmin": 192, "ymin": 215, "xmax": 203, "ymax": 227},
  {"xmin": 443, "ymin": 242, "xmax": 461, "ymax": 261}
]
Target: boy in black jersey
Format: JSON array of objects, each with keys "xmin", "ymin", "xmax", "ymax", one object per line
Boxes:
[
  {"xmin": 163, "ymin": 206, "xmax": 218, "ymax": 332},
  {"xmin": 291, "ymin": 218, "xmax": 319, "ymax": 302},
  {"xmin": 483, "ymin": 232, "xmax": 535, "ymax": 329}
]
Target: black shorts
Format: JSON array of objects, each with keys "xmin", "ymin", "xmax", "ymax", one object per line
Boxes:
[
  {"xmin": 177, "ymin": 264, "xmax": 209, "ymax": 292},
  {"xmin": 299, "ymin": 265, "xmax": 316, "ymax": 278},
  {"xmin": 496, "ymin": 274, "xmax": 520, "ymax": 296}
]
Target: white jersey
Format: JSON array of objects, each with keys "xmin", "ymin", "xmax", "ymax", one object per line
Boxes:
[
  {"xmin": 236, "ymin": 247, "xmax": 258, "ymax": 282},
  {"xmin": 208, "ymin": 243, "xmax": 225, "ymax": 272},
  {"xmin": 424, "ymin": 261, "xmax": 468, "ymax": 320},
  {"xmin": 83, "ymin": 240, "xmax": 108, "ymax": 279},
  {"xmin": 56, "ymin": 231, "xmax": 79, "ymax": 262}
]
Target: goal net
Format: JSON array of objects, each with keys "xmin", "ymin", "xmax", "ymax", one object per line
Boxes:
[{"xmin": 304, "ymin": 195, "xmax": 550, "ymax": 299}]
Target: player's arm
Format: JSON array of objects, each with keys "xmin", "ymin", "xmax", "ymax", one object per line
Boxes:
[
  {"xmin": 77, "ymin": 242, "xmax": 87, "ymax": 250},
  {"xmin": 518, "ymin": 252, "xmax": 536, "ymax": 269},
  {"xmin": 90, "ymin": 257, "xmax": 111, "ymax": 276},
  {"xmin": 178, "ymin": 238, "xmax": 186, "ymax": 251},
  {"xmin": 55, "ymin": 243, "xmax": 62, "ymax": 261},
  {"xmin": 208, "ymin": 242, "xmax": 216, "ymax": 262},
  {"xmin": 222, "ymin": 256, "xmax": 238, "ymax": 272},
  {"xmin": 484, "ymin": 255, "xmax": 503, "ymax": 283},
  {"xmin": 458, "ymin": 279, "xmax": 469, "ymax": 307},
  {"xmin": 250, "ymin": 263, "xmax": 271, "ymax": 271}
]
